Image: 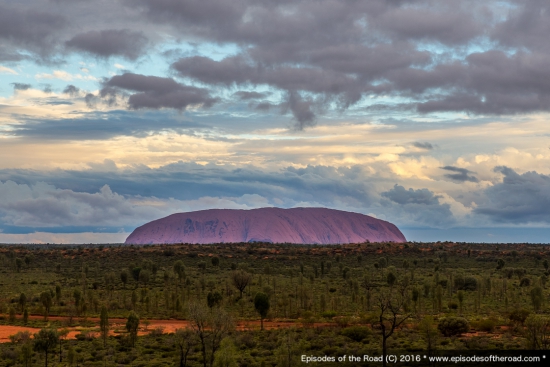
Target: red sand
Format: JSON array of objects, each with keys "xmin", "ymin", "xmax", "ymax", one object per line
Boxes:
[
  {"xmin": 125, "ymin": 207, "xmax": 406, "ymax": 245},
  {"xmin": 0, "ymin": 317, "xmax": 325, "ymax": 343}
]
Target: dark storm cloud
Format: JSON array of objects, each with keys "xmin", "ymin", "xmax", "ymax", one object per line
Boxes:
[
  {"xmin": 412, "ymin": 142, "xmax": 434, "ymax": 150},
  {"xmin": 153, "ymin": 0, "xmax": 550, "ymax": 118},
  {"xmin": 413, "ymin": 50, "xmax": 550, "ymax": 114},
  {"xmin": 11, "ymin": 83, "xmax": 31, "ymax": 91},
  {"xmin": 252, "ymin": 101, "xmax": 276, "ymax": 112},
  {"xmin": 171, "ymin": 55, "xmax": 367, "ymax": 122},
  {"xmin": 7, "ymin": 111, "xmax": 206, "ymax": 140},
  {"xmin": 282, "ymin": 91, "xmax": 316, "ymax": 130},
  {"xmin": 6, "ymin": 0, "xmax": 550, "ymax": 120},
  {"xmin": 0, "ymin": 164, "xmax": 375, "ymax": 210},
  {"xmin": 492, "ymin": 0, "xmax": 550, "ymax": 52},
  {"xmin": 233, "ymin": 91, "xmax": 267, "ymax": 100},
  {"xmin": 172, "ymin": 54, "xmax": 386, "ymax": 104},
  {"xmin": 84, "ymin": 93, "xmax": 98, "ymax": 109},
  {"xmin": 0, "ymin": 4, "xmax": 66, "ymax": 57},
  {"xmin": 0, "ymin": 50, "xmax": 26, "ymax": 62},
  {"xmin": 371, "ymin": 6, "xmax": 483, "ymax": 45},
  {"xmin": 380, "ymin": 184, "xmax": 454, "ymax": 227},
  {"xmin": 382, "ymin": 184, "xmax": 442, "ymax": 206},
  {"xmin": 65, "ymin": 29, "xmax": 148, "ymax": 60},
  {"xmin": 475, "ymin": 166, "xmax": 550, "ymax": 223},
  {"xmin": 62, "ymin": 85, "xmax": 79, "ymax": 96},
  {"xmin": 102, "ymin": 73, "xmax": 217, "ymax": 110},
  {"xmin": 440, "ymin": 166, "xmax": 479, "ymax": 183}
]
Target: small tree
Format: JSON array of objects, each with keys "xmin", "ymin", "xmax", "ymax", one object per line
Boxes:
[
  {"xmin": 139, "ymin": 269, "xmax": 151, "ymax": 287},
  {"xmin": 73, "ymin": 289, "xmax": 81, "ymax": 311},
  {"xmin": 188, "ymin": 302, "xmax": 234, "ymax": 367},
  {"xmin": 510, "ymin": 308, "xmax": 531, "ymax": 326},
  {"xmin": 232, "ymin": 270, "xmax": 251, "ymax": 299},
  {"xmin": 198, "ymin": 261, "xmax": 207, "ymax": 273},
  {"xmin": 411, "ymin": 288, "xmax": 419, "ymax": 314},
  {"xmin": 19, "ymin": 293, "xmax": 27, "ymax": 312},
  {"xmin": 131, "ymin": 290, "xmax": 138, "ymax": 309},
  {"xmin": 457, "ymin": 290, "xmax": 464, "ymax": 314},
  {"xmin": 211, "ymin": 257, "xmax": 220, "ymax": 267},
  {"xmin": 21, "ymin": 341, "xmax": 33, "ymax": 367},
  {"xmin": 67, "ymin": 346, "xmax": 75, "ymax": 366},
  {"xmin": 524, "ymin": 315, "xmax": 550, "ymax": 349},
  {"xmin": 33, "ymin": 328, "xmax": 58, "ymax": 367},
  {"xmin": 58, "ymin": 328, "xmax": 69, "ymax": 363},
  {"xmin": 55, "ymin": 285, "xmax": 61, "ymax": 305},
  {"xmin": 174, "ymin": 261, "xmax": 185, "ymax": 284},
  {"xmin": 40, "ymin": 292, "xmax": 52, "ymax": 320},
  {"xmin": 376, "ymin": 284, "xmax": 412, "ymax": 367},
  {"xmin": 419, "ymin": 316, "xmax": 438, "ymax": 357},
  {"xmin": 120, "ymin": 270, "xmax": 129, "ymax": 289},
  {"xmin": 131, "ymin": 267, "xmax": 142, "ymax": 286},
  {"xmin": 23, "ymin": 309, "xmax": 28, "ymax": 325},
  {"xmin": 207, "ymin": 291, "xmax": 223, "ymax": 309},
  {"xmin": 9, "ymin": 307, "xmax": 16, "ymax": 322},
  {"xmin": 15, "ymin": 257, "xmax": 23, "ymax": 272},
  {"xmin": 126, "ymin": 311, "xmax": 140, "ymax": 347},
  {"xmin": 386, "ymin": 271, "xmax": 397, "ymax": 288},
  {"xmin": 254, "ymin": 292, "xmax": 270, "ymax": 330},
  {"xmin": 175, "ymin": 328, "xmax": 195, "ymax": 367},
  {"xmin": 530, "ymin": 286, "xmax": 544, "ymax": 312},
  {"xmin": 100, "ymin": 306, "xmax": 109, "ymax": 347},
  {"xmin": 275, "ymin": 329, "xmax": 297, "ymax": 367},
  {"xmin": 213, "ymin": 338, "xmax": 238, "ymax": 367}
]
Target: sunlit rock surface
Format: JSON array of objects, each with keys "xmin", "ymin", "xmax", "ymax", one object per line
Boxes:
[{"xmin": 125, "ymin": 207, "xmax": 406, "ymax": 245}]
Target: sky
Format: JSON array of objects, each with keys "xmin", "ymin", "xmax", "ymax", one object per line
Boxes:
[{"xmin": 1, "ymin": 0, "xmax": 550, "ymax": 244}]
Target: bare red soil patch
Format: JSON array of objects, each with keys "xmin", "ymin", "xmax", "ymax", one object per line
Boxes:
[{"xmin": 0, "ymin": 316, "xmax": 335, "ymax": 343}]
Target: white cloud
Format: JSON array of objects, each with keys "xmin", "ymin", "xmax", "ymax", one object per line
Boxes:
[
  {"xmin": 0, "ymin": 66, "xmax": 18, "ymax": 75},
  {"xmin": 35, "ymin": 70, "xmax": 97, "ymax": 81}
]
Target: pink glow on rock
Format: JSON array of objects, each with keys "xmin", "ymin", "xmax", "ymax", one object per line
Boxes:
[{"xmin": 125, "ymin": 207, "xmax": 406, "ymax": 245}]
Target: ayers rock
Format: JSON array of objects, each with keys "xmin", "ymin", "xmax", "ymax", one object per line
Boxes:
[{"xmin": 125, "ymin": 207, "xmax": 406, "ymax": 245}]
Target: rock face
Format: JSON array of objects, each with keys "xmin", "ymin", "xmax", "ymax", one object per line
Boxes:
[{"xmin": 125, "ymin": 207, "xmax": 406, "ymax": 245}]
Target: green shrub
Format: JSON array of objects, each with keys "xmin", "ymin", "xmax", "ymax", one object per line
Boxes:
[
  {"xmin": 438, "ymin": 317, "xmax": 469, "ymax": 336},
  {"xmin": 454, "ymin": 276, "xmax": 477, "ymax": 291},
  {"xmin": 341, "ymin": 326, "xmax": 370, "ymax": 342},
  {"xmin": 321, "ymin": 311, "xmax": 337, "ymax": 319},
  {"xmin": 475, "ymin": 319, "xmax": 496, "ymax": 332},
  {"xmin": 509, "ymin": 309, "xmax": 530, "ymax": 325}
]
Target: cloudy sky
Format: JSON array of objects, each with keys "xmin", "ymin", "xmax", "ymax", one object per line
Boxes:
[{"xmin": 1, "ymin": 0, "xmax": 550, "ymax": 243}]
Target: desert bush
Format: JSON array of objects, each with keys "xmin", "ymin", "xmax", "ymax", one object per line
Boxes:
[
  {"xmin": 474, "ymin": 319, "xmax": 496, "ymax": 333},
  {"xmin": 341, "ymin": 326, "xmax": 370, "ymax": 342},
  {"xmin": 149, "ymin": 326, "xmax": 165, "ymax": 336},
  {"xmin": 454, "ymin": 276, "xmax": 477, "ymax": 291},
  {"xmin": 438, "ymin": 317, "xmax": 469, "ymax": 337},
  {"xmin": 321, "ymin": 311, "xmax": 337, "ymax": 319},
  {"xmin": 510, "ymin": 309, "xmax": 530, "ymax": 325}
]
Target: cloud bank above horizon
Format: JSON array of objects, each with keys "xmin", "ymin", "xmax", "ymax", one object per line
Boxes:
[{"xmin": 2, "ymin": 0, "xmax": 550, "ymax": 243}]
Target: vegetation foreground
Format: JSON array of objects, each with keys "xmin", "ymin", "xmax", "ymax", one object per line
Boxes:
[{"xmin": 0, "ymin": 241, "xmax": 549, "ymax": 366}]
